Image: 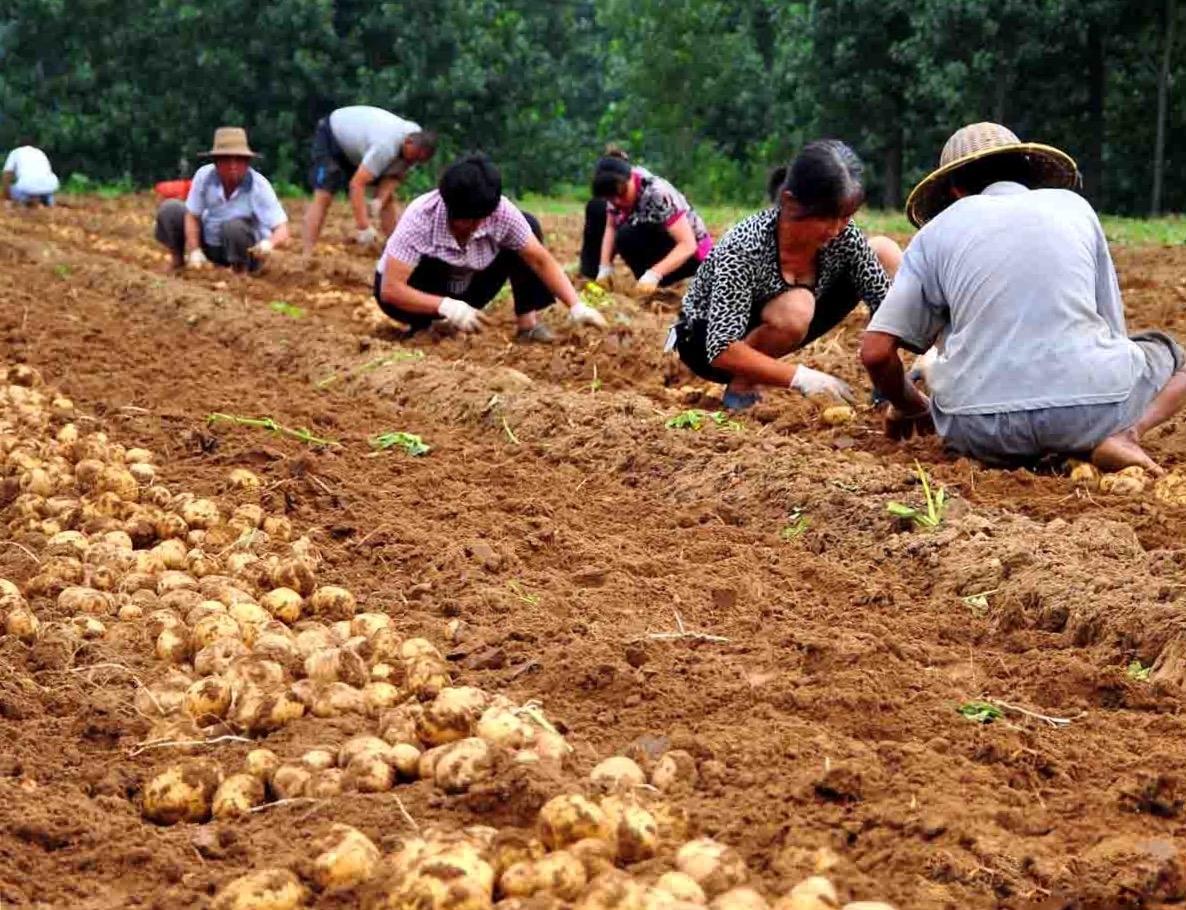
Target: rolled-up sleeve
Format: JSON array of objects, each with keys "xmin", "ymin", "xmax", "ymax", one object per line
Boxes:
[{"xmin": 866, "ymin": 245, "xmax": 948, "ymax": 354}]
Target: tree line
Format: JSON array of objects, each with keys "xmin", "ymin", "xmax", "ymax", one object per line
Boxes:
[{"xmin": 0, "ymin": 0, "xmax": 1179, "ymax": 214}]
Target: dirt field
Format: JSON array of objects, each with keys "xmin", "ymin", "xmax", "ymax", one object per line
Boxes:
[{"xmin": 3, "ymin": 195, "xmax": 1186, "ymax": 910}]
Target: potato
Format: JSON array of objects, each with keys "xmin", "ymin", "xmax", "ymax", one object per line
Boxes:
[
  {"xmin": 420, "ymin": 686, "xmax": 489, "ymax": 746},
  {"xmin": 187, "ymin": 549, "xmax": 222, "ymax": 578},
  {"xmin": 246, "ymin": 748, "xmax": 281, "ymax": 783},
  {"xmin": 155, "ymin": 626, "xmax": 191, "ymax": 663},
  {"xmin": 271, "ymin": 764, "xmax": 313, "ymax": 799},
  {"xmin": 194, "ymin": 637, "xmax": 250, "ymax": 676},
  {"xmin": 118, "ymin": 602, "xmax": 144, "ymax": 621},
  {"xmin": 251, "ymin": 631, "xmax": 301, "ymax": 669},
  {"xmin": 406, "ymin": 655, "xmax": 452, "ymax": 695},
  {"xmin": 675, "ymin": 840, "xmax": 748, "ymax": 898},
  {"xmin": 152, "ymin": 538, "xmax": 189, "ymax": 569},
  {"xmin": 567, "ymin": 837, "xmax": 617, "ymax": 880},
  {"xmin": 504, "ymin": 852, "xmax": 587, "ymax": 901},
  {"xmin": 262, "ymin": 514, "xmax": 293, "ymax": 541},
  {"xmin": 345, "ymin": 753, "xmax": 395, "ymax": 793},
  {"xmin": 590, "ymin": 756, "xmax": 645, "ymax": 791},
  {"xmin": 538, "ymin": 795, "xmax": 612, "ymax": 850},
  {"xmin": 261, "ymin": 587, "xmax": 303, "ymax": 625},
  {"xmin": 577, "ymin": 870, "xmax": 649, "ymax": 910},
  {"xmin": 300, "ymin": 749, "xmax": 336, "ymax": 772},
  {"xmin": 331, "ymin": 620, "xmax": 354, "ymax": 641},
  {"xmin": 311, "ymin": 681, "xmax": 366, "ymax": 718},
  {"xmin": 46, "ymin": 530, "xmax": 89, "ymax": 558},
  {"xmin": 363, "ymin": 681, "xmax": 402, "ymax": 716},
  {"xmin": 840, "ymin": 905, "xmax": 895, "ymax": 910},
  {"xmin": 184, "ymin": 676, "xmax": 233, "ymax": 724},
  {"xmin": 431, "ymin": 737, "xmax": 498, "ymax": 794},
  {"xmin": 212, "ymin": 869, "xmax": 308, "ymax": 910},
  {"xmin": 309, "ymin": 768, "xmax": 343, "ymax": 798},
  {"xmin": 531, "ymin": 730, "xmax": 569, "ymax": 767},
  {"xmin": 368, "ymin": 865, "xmax": 491, "ymax": 910},
  {"xmin": 142, "ymin": 758, "xmax": 224, "ymax": 824},
  {"xmin": 212, "ymin": 773, "xmax": 265, "ymax": 819},
  {"xmin": 401, "ymin": 637, "xmax": 443, "ymax": 660},
  {"xmin": 308, "ymin": 585, "xmax": 357, "ymax": 620},
  {"xmin": 271, "ymin": 558, "xmax": 316, "ymax": 597},
  {"xmin": 475, "ymin": 707, "xmax": 534, "ymax": 750},
  {"xmin": 601, "ymin": 796, "xmax": 659, "ymax": 864},
  {"xmin": 98, "ymin": 465, "xmax": 139, "ymax": 501},
  {"xmin": 651, "ymin": 750, "xmax": 698, "ymax": 794},
  {"xmin": 710, "ymin": 889, "xmax": 768, "ymax": 910},
  {"xmin": 69, "ymin": 615, "xmax": 106, "ymax": 639},
  {"xmin": 773, "ymin": 877, "xmax": 838, "ymax": 910},
  {"xmin": 656, "ymin": 873, "xmax": 707, "ymax": 905},
  {"xmin": 180, "ymin": 498, "xmax": 221, "ymax": 530},
  {"xmin": 338, "ymin": 735, "xmax": 392, "ymax": 768},
  {"xmin": 313, "ymin": 823, "xmax": 381, "ymax": 892},
  {"xmin": 227, "ymin": 468, "xmax": 262, "ymax": 492},
  {"xmin": 232, "ymin": 684, "xmax": 306, "ymax": 735},
  {"xmin": 230, "ymin": 599, "xmax": 270, "ymax": 630}
]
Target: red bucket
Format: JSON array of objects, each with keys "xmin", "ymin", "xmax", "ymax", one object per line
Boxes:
[{"xmin": 154, "ymin": 179, "xmax": 192, "ymax": 200}]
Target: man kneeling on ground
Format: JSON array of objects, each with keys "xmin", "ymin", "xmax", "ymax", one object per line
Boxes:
[
  {"xmin": 154, "ymin": 127, "xmax": 290, "ymax": 274},
  {"xmin": 861, "ymin": 122, "xmax": 1186, "ymax": 475}
]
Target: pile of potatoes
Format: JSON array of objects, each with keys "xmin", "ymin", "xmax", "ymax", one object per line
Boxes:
[{"xmin": 211, "ymin": 789, "xmax": 895, "ymax": 910}]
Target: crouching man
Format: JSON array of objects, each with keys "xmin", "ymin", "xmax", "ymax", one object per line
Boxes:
[
  {"xmin": 155, "ymin": 127, "xmax": 289, "ymax": 274},
  {"xmin": 861, "ymin": 122, "xmax": 1186, "ymax": 474}
]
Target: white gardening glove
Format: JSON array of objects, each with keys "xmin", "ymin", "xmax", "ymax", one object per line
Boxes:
[
  {"xmin": 789, "ymin": 365, "xmax": 856, "ymax": 404},
  {"xmin": 635, "ymin": 269, "xmax": 662, "ymax": 295},
  {"xmin": 438, "ymin": 297, "xmax": 487, "ymax": 333},
  {"xmin": 594, "ymin": 264, "xmax": 615, "ymax": 289},
  {"xmin": 569, "ymin": 301, "xmax": 607, "ymax": 329},
  {"xmin": 248, "ymin": 238, "xmax": 274, "ymax": 258},
  {"xmin": 355, "ymin": 225, "xmax": 379, "ymax": 246},
  {"xmin": 907, "ymin": 346, "xmax": 939, "ymax": 386},
  {"xmin": 185, "ymin": 248, "xmax": 209, "ymax": 270}
]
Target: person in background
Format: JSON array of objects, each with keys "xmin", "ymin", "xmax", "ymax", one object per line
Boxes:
[
  {"xmin": 580, "ymin": 149, "xmax": 712, "ymax": 295},
  {"xmin": 2, "ymin": 141, "xmax": 59, "ymax": 206},
  {"xmin": 154, "ymin": 127, "xmax": 290, "ymax": 274},
  {"xmin": 302, "ymin": 105, "xmax": 438, "ymax": 255},
  {"xmin": 672, "ymin": 140, "xmax": 901, "ymax": 410},
  {"xmin": 861, "ymin": 122, "xmax": 1186, "ymax": 475},
  {"xmin": 375, "ymin": 154, "xmax": 607, "ymax": 343}
]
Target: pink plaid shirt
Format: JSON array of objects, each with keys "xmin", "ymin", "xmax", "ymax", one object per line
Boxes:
[{"xmin": 378, "ymin": 190, "xmax": 534, "ymax": 293}]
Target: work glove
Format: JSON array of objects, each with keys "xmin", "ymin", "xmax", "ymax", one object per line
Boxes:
[
  {"xmin": 634, "ymin": 269, "xmax": 662, "ymax": 295},
  {"xmin": 248, "ymin": 238, "xmax": 274, "ymax": 258},
  {"xmin": 907, "ymin": 346, "xmax": 939, "ymax": 387},
  {"xmin": 789, "ymin": 365, "xmax": 856, "ymax": 404},
  {"xmin": 354, "ymin": 225, "xmax": 379, "ymax": 246},
  {"xmin": 437, "ymin": 297, "xmax": 488, "ymax": 333},
  {"xmin": 594, "ymin": 265, "xmax": 615, "ymax": 290},
  {"xmin": 185, "ymin": 248, "xmax": 209, "ymax": 270},
  {"xmin": 569, "ymin": 301, "xmax": 607, "ymax": 329}
]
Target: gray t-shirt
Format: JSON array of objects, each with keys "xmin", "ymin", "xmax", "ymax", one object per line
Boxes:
[
  {"xmin": 868, "ymin": 182, "xmax": 1144, "ymax": 415},
  {"xmin": 328, "ymin": 106, "xmax": 421, "ymax": 179}
]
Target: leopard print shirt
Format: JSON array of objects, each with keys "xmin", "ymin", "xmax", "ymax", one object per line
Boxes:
[
  {"xmin": 679, "ymin": 207, "xmax": 890, "ymax": 363},
  {"xmin": 609, "ymin": 170, "xmax": 711, "ymax": 247}
]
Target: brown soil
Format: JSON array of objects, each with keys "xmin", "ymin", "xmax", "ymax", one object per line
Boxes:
[{"xmin": 3, "ymin": 195, "xmax": 1186, "ymax": 909}]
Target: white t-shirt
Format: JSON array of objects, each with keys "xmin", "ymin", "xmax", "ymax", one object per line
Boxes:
[{"xmin": 3, "ymin": 147, "xmax": 59, "ymax": 195}]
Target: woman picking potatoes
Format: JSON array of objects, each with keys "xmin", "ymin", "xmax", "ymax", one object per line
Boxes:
[
  {"xmin": 375, "ymin": 154, "xmax": 607, "ymax": 343},
  {"xmin": 671, "ymin": 140, "xmax": 901, "ymax": 410}
]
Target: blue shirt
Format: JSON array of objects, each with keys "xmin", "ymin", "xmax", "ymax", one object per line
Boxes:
[
  {"xmin": 184, "ymin": 164, "xmax": 288, "ymax": 247},
  {"xmin": 869, "ymin": 182, "xmax": 1144, "ymax": 415}
]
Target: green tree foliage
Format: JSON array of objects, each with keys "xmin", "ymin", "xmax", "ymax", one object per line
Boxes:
[{"xmin": 0, "ymin": 0, "xmax": 1179, "ymax": 213}]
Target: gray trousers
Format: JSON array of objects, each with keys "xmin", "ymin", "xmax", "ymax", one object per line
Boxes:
[{"xmin": 154, "ymin": 199, "xmax": 255, "ymax": 267}]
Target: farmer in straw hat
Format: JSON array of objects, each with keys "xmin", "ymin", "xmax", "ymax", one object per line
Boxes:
[
  {"xmin": 861, "ymin": 122, "xmax": 1186, "ymax": 474},
  {"xmin": 154, "ymin": 127, "xmax": 290, "ymax": 274}
]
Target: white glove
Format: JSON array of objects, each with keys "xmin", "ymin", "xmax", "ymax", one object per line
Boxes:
[
  {"xmin": 438, "ymin": 297, "xmax": 487, "ymax": 333},
  {"xmin": 789, "ymin": 365, "xmax": 856, "ymax": 404},
  {"xmin": 185, "ymin": 248, "xmax": 209, "ymax": 269},
  {"xmin": 569, "ymin": 301, "xmax": 607, "ymax": 329},
  {"xmin": 355, "ymin": 226, "xmax": 379, "ymax": 245},
  {"xmin": 907, "ymin": 346, "xmax": 939, "ymax": 385},
  {"xmin": 595, "ymin": 265, "xmax": 614, "ymax": 288},
  {"xmin": 248, "ymin": 238, "xmax": 274, "ymax": 258},
  {"xmin": 635, "ymin": 269, "xmax": 662, "ymax": 294}
]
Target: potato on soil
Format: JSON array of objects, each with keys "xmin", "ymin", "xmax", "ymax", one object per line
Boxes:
[
  {"xmin": 227, "ymin": 468, "xmax": 262, "ymax": 492},
  {"xmin": 213, "ymin": 773, "xmax": 266, "ymax": 819},
  {"xmin": 501, "ymin": 851, "xmax": 587, "ymax": 901},
  {"xmin": 651, "ymin": 750, "xmax": 698, "ymax": 794},
  {"xmin": 155, "ymin": 626, "xmax": 191, "ymax": 663},
  {"xmin": 312, "ymin": 824, "xmax": 381, "ymax": 892},
  {"xmin": 305, "ymin": 646, "xmax": 368, "ymax": 687},
  {"xmin": 5, "ymin": 606, "xmax": 41, "ymax": 642},
  {"xmin": 271, "ymin": 558, "xmax": 316, "ymax": 596},
  {"xmin": 431, "ymin": 737, "xmax": 499, "ymax": 793},
  {"xmin": 675, "ymin": 840, "xmax": 748, "ymax": 898},
  {"xmin": 538, "ymin": 795, "xmax": 613, "ymax": 850},
  {"xmin": 272, "ymin": 764, "xmax": 313, "ymax": 799},
  {"xmin": 263, "ymin": 514, "xmax": 293, "ymax": 541},
  {"xmin": 710, "ymin": 888, "xmax": 769, "ymax": 910},
  {"xmin": 345, "ymin": 753, "xmax": 396, "ymax": 793},
  {"xmin": 232, "ymin": 685, "xmax": 306, "ymax": 734},
  {"xmin": 308, "ymin": 585, "xmax": 357, "ymax": 620},
  {"xmin": 181, "ymin": 498, "xmax": 221, "ymax": 530},
  {"xmin": 192, "ymin": 613, "xmax": 243, "ymax": 649},
  {"xmin": 142, "ymin": 758, "xmax": 224, "ymax": 824},
  {"xmin": 820, "ymin": 405, "xmax": 855, "ymax": 426},
  {"xmin": 601, "ymin": 795, "xmax": 660, "ymax": 863},
  {"xmin": 212, "ymin": 869, "xmax": 309, "ymax": 910},
  {"xmin": 590, "ymin": 756, "xmax": 646, "ymax": 791},
  {"xmin": 352, "ymin": 612, "xmax": 392, "ymax": 638},
  {"xmin": 476, "ymin": 706, "xmax": 535, "ymax": 750},
  {"xmin": 184, "ymin": 676, "xmax": 233, "ymax": 724},
  {"xmin": 577, "ymin": 870, "xmax": 649, "ymax": 910},
  {"xmin": 301, "ymin": 749, "xmax": 337, "ymax": 771},
  {"xmin": 338, "ymin": 735, "xmax": 395, "ymax": 769},
  {"xmin": 490, "ymin": 830, "xmax": 547, "ymax": 877},
  {"xmin": 656, "ymin": 872, "xmax": 706, "ymax": 905},
  {"xmin": 406, "ymin": 654, "xmax": 452, "ymax": 695},
  {"xmin": 311, "ymin": 681, "xmax": 367, "ymax": 718},
  {"xmin": 194, "ymin": 637, "xmax": 250, "ymax": 676},
  {"xmin": 246, "ymin": 748, "xmax": 281, "ymax": 783},
  {"xmin": 420, "ymin": 686, "xmax": 489, "ymax": 745},
  {"xmin": 46, "ymin": 530, "xmax": 88, "ymax": 558},
  {"xmin": 772, "ymin": 877, "xmax": 838, "ymax": 910},
  {"xmin": 364, "ymin": 681, "xmax": 402, "ymax": 716},
  {"xmin": 261, "ymin": 587, "xmax": 304, "ymax": 624}
]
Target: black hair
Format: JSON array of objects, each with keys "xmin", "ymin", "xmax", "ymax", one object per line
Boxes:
[
  {"xmin": 603, "ymin": 144, "xmax": 629, "ymax": 161},
  {"xmin": 778, "ymin": 140, "xmax": 865, "ymax": 218},
  {"xmin": 407, "ymin": 131, "xmax": 439, "ymax": 156},
  {"xmin": 766, "ymin": 165, "xmax": 788, "ymax": 202},
  {"xmin": 948, "ymin": 151, "xmax": 1033, "ymax": 197},
  {"xmin": 439, "ymin": 154, "xmax": 501, "ymax": 220},
  {"xmin": 591, "ymin": 156, "xmax": 632, "ymax": 199}
]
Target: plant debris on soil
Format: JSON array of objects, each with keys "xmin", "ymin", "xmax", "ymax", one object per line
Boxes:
[{"xmin": 4, "ymin": 196, "xmax": 1186, "ymax": 909}]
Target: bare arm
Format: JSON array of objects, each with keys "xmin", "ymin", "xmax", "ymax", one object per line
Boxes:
[
  {"xmin": 349, "ymin": 165, "xmax": 377, "ymax": 230},
  {"xmin": 379, "ymin": 257, "xmax": 444, "ymax": 315},
  {"xmin": 711, "ymin": 340, "xmax": 798, "ymax": 387},
  {"xmin": 184, "ymin": 211, "xmax": 202, "ymax": 253},
  {"xmin": 649, "ymin": 215, "xmax": 698, "ymax": 277},
  {"xmin": 599, "ymin": 218, "xmax": 616, "ymax": 268},
  {"xmin": 268, "ymin": 222, "xmax": 291, "ymax": 248},
  {"xmin": 518, "ymin": 237, "xmax": 581, "ymax": 309}
]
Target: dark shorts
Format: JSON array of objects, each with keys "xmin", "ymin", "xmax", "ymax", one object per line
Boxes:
[
  {"xmin": 675, "ymin": 275, "xmax": 865, "ymax": 384},
  {"xmin": 308, "ymin": 117, "xmax": 357, "ymax": 193}
]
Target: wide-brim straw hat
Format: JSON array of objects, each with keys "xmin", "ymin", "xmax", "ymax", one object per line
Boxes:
[
  {"xmin": 199, "ymin": 126, "xmax": 260, "ymax": 158},
  {"xmin": 906, "ymin": 122, "xmax": 1079, "ymax": 227}
]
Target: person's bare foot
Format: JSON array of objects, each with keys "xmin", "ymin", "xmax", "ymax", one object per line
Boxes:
[{"xmin": 1092, "ymin": 428, "xmax": 1164, "ymax": 476}]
